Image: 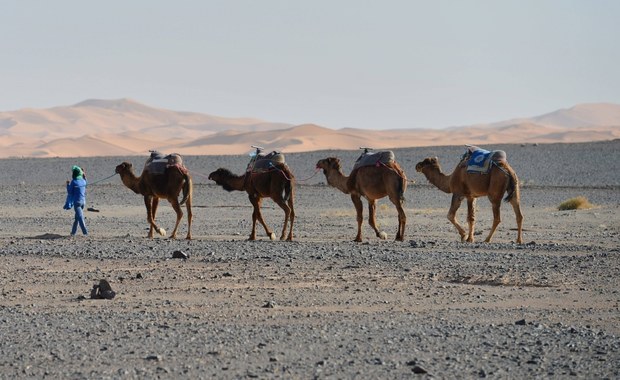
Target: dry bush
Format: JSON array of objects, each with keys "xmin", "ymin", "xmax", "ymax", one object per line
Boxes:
[{"xmin": 558, "ymin": 196, "xmax": 594, "ymax": 211}]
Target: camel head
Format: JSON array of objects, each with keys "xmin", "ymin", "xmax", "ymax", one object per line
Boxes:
[
  {"xmin": 415, "ymin": 157, "xmax": 440, "ymax": 173},
  {"xmin": 208, "ymin": 168, "xmax": 237, "ymax": 192},
  {"xmin": 115, "ymin": 162, "xmax": 134, "ymax": 175},
  {"xmin": 316, "ymin": 157, "xmax": 342, "ymax": 174}
]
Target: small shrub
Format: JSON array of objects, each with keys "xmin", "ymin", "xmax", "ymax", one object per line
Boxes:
[{"xmin": 558, "ymin": 196, "xmax": 594, "ymax": 211}]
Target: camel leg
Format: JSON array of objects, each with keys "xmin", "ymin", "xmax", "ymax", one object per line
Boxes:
[
  {"xmin": 286, "ymin": 197, "xmax": 295, "ymax": 241},
  {"xmin": 273, "ymin": 197, "xmax": 292, "ymax": 241},
  {"xmin": 151, "ymin": 197, "xmax": 166, "ymax": 237},
  {"xmin": 483, "ymin": 197, "xmax": 501, "ymax": 243},
  {"xmin": 249, "ymin": 195, "xmax": 275, "ymax": 241},
  {"xmin": 466, "ymin": 197, "xmax": 476, "ymax": 242},
  {"xmin": 389, "ymin": 195, "xmax": 407, "ymax": 241},
  {"xmin": 350, "ymin": 194, "xmax": 364, "ymax": 242},
  {"xmin": 448, "ymin": 194, "xmax": 467, "ymax": 242},
  {"xmin": 185, "ymin": 196, "xmax": 193, "ymax": 240},
  {"xmin": 367, "ymin": 199, "xmax": 387, "ymax": 240},
  {"xmin": 168, "ymin": 198, "xmax": 183, "ymax": 239},
  {"xmin": 144, "ymin": 196, "xmax": 165, "ymax": 238},
  {"xmin": 145, "ymin": 196, "xmax": 154, "ymax": 238},
  {"xmin": 510, "ymin": 198, "xmax": 524, "ymax": 244}
]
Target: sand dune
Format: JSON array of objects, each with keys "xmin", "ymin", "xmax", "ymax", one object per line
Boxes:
[{"xmin": 1, "ymin": 99, "xmax": 619, "ymax": 157}]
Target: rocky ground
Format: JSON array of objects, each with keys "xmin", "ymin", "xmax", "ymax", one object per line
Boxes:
[{"xmin": 0, "ymin": 140, "xmax": 619, "ymax": 379}]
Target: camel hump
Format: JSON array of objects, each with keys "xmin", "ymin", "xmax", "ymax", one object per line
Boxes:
[
  {"xmin": 247, "ymin": 151, "xmax": 285, "ymax": 172},
  {"xmin": 353, "ymin": 150, "xmax": 395, "ymax": 170},
  {"xmin": 144, "ymin": 151, "xmax": 185, "ymax": 175},
  {"xmin": 491, "ymin": 150, "xmax": 506, "ymax": 162}
]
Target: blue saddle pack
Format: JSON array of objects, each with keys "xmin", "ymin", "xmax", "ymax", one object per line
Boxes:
[{"xmin": 464, "ymin": 146, "xmax": 506, "ymax": 174}]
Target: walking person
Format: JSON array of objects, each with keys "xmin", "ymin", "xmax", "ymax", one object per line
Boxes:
[{"xmin": 64, "ymin": 165, "xmax": 88, "ymax": 236}]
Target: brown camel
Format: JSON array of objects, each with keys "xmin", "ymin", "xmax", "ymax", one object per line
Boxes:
[
  {"xmin": 415, "ymin": 156, "xmax": 523, "ymax": 244},
  {"xmin": 316, "ymin": 157, "xmax": 407, "ymax": 242},
  {"xmin": 115, "ymin": 161, "xmax": 193, "ymax": 239},
  {"xmin": 208, "ymin": 165, "xmax": 295, "ymax": 241}
]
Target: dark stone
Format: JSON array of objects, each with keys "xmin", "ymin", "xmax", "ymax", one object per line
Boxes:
[
  {"xmin": 90, "ymin": 279, "xmax": 116, "ymax": 300},
  {"xmin": 172, "ymin": 250, "xmax": 189, "ymax": 259}
]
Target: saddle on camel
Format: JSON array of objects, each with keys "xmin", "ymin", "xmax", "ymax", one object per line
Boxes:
[
  {"xmin": 144, "ymin": 151, "xmax": 187, "ymax": 175},
  {"xmin": 352, "ymin": 147, "xmax": 396, "ymax": 171},
  {"xmin": 246, "ymin": 146, "xmax": 286, "ymax": 174},
  {"xmin": 460, "ymin": 145, "xmax": 508, "ymax": 174}
]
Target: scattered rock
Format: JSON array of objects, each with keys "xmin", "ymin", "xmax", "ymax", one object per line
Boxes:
[
  {"xmin": 30, "ymin": 233, "xmax": 64, "ymax": 240},
  {"xmin": 90, "ymin": 279, "xmax": 116, "ymax": 300},
  {"xmin": 515, "ymin": 319, "xmax": 527, "ymax": 325},
  {"xmin": 172, "ymin": 250, "xmax": 189, "ymax": 259},
  {"xmin": 410, "ymin": 240, "xmax": 427, "ymax": 248},
  {"xmin": 263, "ymin": 301, "xmax": 276, "ymax": 308}
]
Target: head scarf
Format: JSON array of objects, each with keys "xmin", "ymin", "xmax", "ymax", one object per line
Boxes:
[{"xmin": 72, "ymin": 165, "xmax": 84, "ymax": 180}]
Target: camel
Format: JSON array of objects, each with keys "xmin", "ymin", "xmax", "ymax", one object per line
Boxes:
[
  {"xmin": 208, "ymin": 164, "xmax": 295, "ymax": 241},
  {"xmin": 316, "ymin": 157, "xmax": 407, "ymax": 242},
  {"xmin": 415, "ymin": 155, "xmax": 523, "ymax": 244},
  {"xmin": 115, "ymin": 161, "xmax": 193, "ymax": 239}
]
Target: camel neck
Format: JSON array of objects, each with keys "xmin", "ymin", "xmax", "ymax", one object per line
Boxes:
[
  {"xmin": 120, "ymin": 172, "xmax": 143, "ymax": 194},
  {"xmin": 231, "ymin": 174, "xmax": 247, "ymax": 191},
  {"xmin": 325, "ymin": 169, "xmax": 350, "ymax": 194},
  {"xmin": 423, "ymin": 168, "xmax": 452, "ymax": 194}
]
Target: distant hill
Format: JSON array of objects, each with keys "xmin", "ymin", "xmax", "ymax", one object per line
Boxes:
[{"xmin": 0, "ymin": 99, "xmax": 618, "ymax": 157}]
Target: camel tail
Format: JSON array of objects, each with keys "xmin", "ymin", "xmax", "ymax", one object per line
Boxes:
[
  {"xmin": 281, "ymin": 165, "xmax": 294, "ymax": 202},
  {"xmin": 283, "ymin": 179, "xmax": 292, "ymax": 202},
  {"xmin": 180, "ymin": 172, "xmax": 193, "ymax": 205},
  {"xmin": 392, "ymin": 162, "xmax": 407, "ymax": 202},
  {"xmin": 503, "ymin": 164, "xmax": 519, "ymax": 203},
  {"xmin": 399, "ymin": 176, "xmax": 406, "ymax": 202}
]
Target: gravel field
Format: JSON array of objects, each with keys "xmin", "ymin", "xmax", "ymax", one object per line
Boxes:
[{"xmin": 1, "ymin": 140, "xmax": 619, "ymax": 379}]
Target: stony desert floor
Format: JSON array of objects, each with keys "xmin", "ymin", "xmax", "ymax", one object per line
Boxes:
[{"xmin": 0, "ymin": 141, "xmax": 619, "ymax": 379}]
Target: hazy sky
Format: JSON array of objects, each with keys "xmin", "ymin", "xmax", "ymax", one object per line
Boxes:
[{"xmin": 1, "ymin": 1, "xmax": 619, "ymax": 129}]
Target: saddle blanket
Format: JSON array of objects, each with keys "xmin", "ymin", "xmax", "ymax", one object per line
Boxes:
[
  {"xmin": 353, "ymin": 150, "xmax": 395, "ymax": 171},
  {"xmin": 465, "ymin": 146, "xmax": 506, "ymax": 174},
  {"xmin": 247, "ymin": 151, "xmax": 285, "ymax": 172},
  {"xmin": 144, "ymin": 151, "xmax": 184, "ymax": 175}
]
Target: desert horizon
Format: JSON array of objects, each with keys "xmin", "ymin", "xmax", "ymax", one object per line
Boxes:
[{"xmin": 1, "ymin": 99, "xmax": 619, "ymax": 158}]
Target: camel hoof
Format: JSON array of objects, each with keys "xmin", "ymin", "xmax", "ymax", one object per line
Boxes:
[
  {"xmin": 269, "ymin": 232, "xmax": 276, "ymax": 241},
  {"xmin": 157, "ymin": 228, "xmax": 166, "ymax": 236},
  {"xmin": 378, "ymin": 231, "xmax": 388, "ymax": 240}
]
